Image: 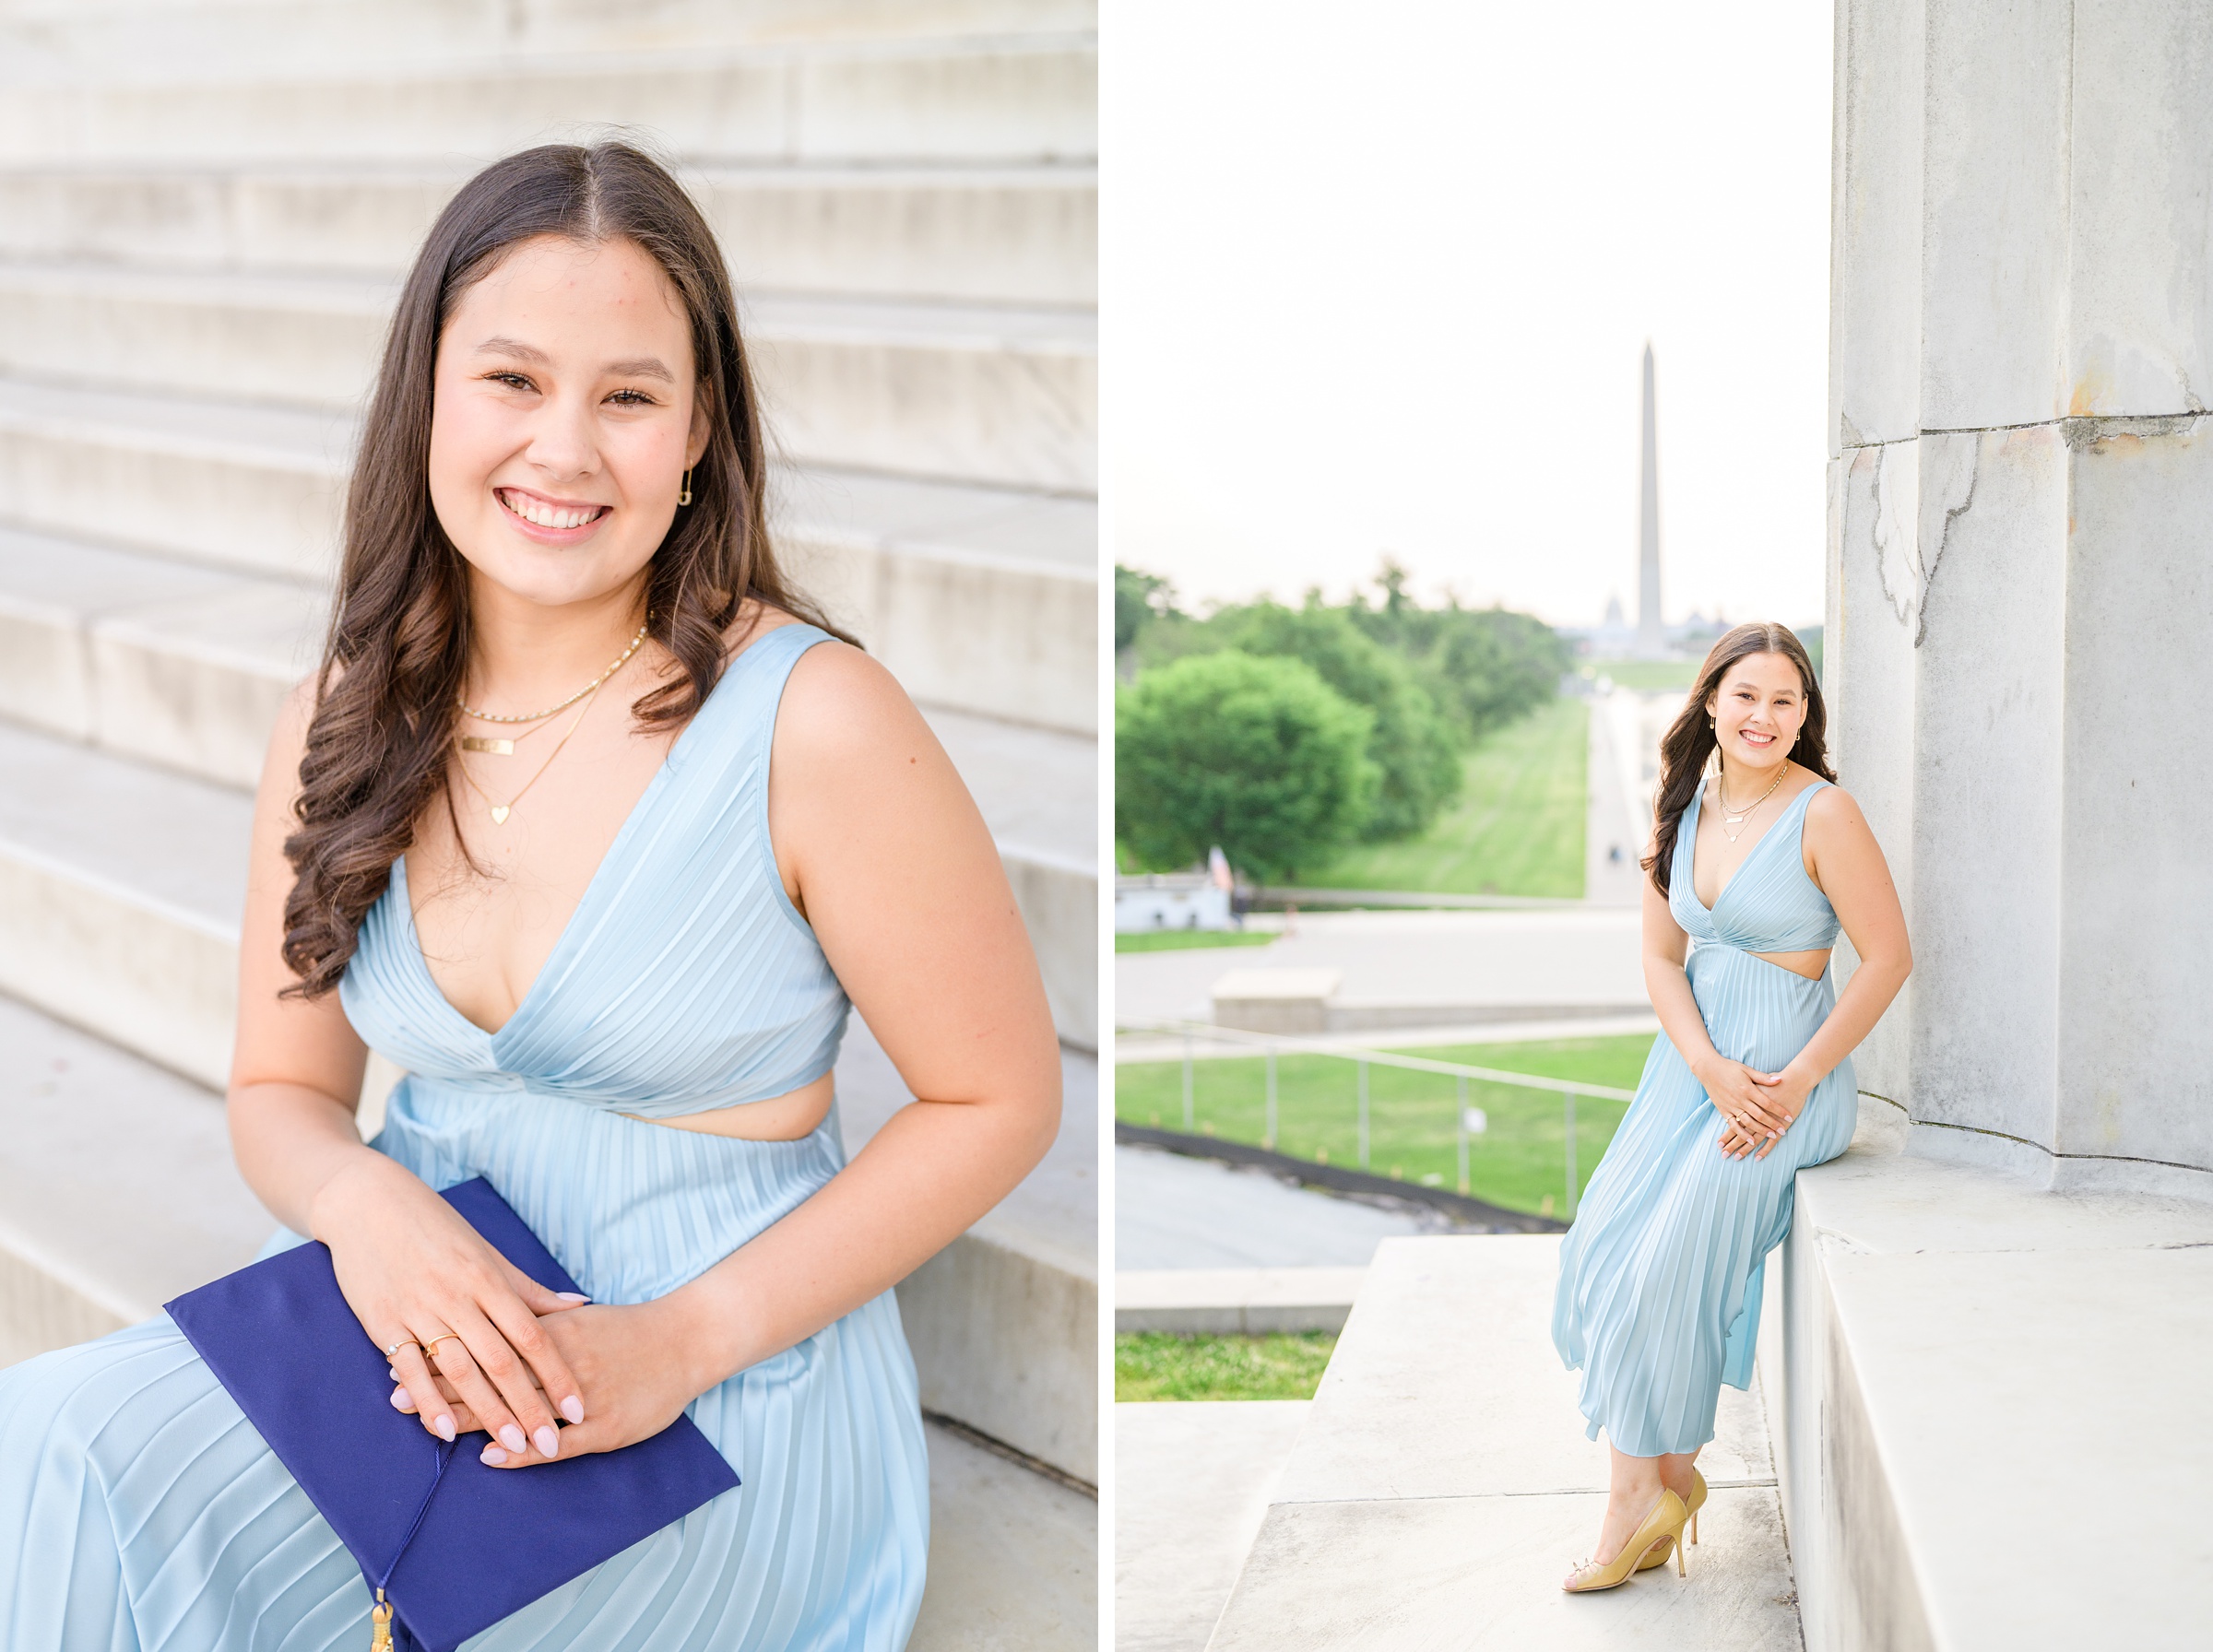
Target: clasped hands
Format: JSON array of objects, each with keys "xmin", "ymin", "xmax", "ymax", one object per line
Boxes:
[
  {"xmin": 1692, "ymin": 1054, "xmax": 1811, "ymax": 1161},
  {"xmin": 318, "ymin": 1157, "xmax": 704, "ymax": 1470}
]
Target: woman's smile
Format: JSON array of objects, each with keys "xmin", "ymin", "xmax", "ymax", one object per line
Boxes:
[{"xmin": 495, "ymin": 485, "xmax": 612, "ymax": 541}]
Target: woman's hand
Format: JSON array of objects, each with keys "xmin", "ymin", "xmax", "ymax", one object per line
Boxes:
[
  {"xmin": 1693, "ymin": 1053, "xmax": 1796, "ymax": 1139},
  {"xmin": 389, "ymin": 1299, "xmax": 705, "ymax": 1468},
  {"xmin": 1710, "ymin": 1062, "xmax": 1816, "ymax": 1160},
  {"xmin": 314, "ymin": 1153, "xmax": 589, "ymax": 1460}
]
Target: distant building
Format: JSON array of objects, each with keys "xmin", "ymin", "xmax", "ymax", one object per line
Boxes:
[
  {"xmin": 1635, "ymin": 342, "xmax": 1667, "ymax": 660},
  {"xmin": 1115, "ymin": 872, "xmax": 1232, "ymax": 932}
]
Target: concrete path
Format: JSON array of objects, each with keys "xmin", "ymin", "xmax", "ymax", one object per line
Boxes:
[
  {"xmin": 1115, "ymin": 1145, "xmax": 1435, "ymax": 1269},
  {"xmin": 1116, "ymin": 1011, "xmax": 1659, "ymax": 1067},
  {"xmin": 1115, "ymin": 908, "xmax": 1645, "ymax": 1029},
  {"xmin": 1204, "ymin": 1235, "xmax": 1804, "ymax": 1649},
  {"xmin": 1585, "ymin": 687, "xmax": 1659, "ymax": 906},
  {"xmin": 1116, "ymin": 1401, "xmax": 1309, "ymax": 1652}
]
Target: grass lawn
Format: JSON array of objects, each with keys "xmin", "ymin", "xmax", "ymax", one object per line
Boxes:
[
  {"xmin": 1294, "ymin": 697, "xmax": 1585, "ymax": 898},
  {"xmin": 1581, "ymin": 657, "xmax": 1696, "ymax": 692},
  {"xmin": 1115, "ymin": 928, "xmax": 1278, "ymax": 954},
  {"xmin": 1114, "ymin": 1033, "xmax": 1658, "ymax": 1218},
  {"xmin": 1115, "ymin": 1332, "xmax": 1338, "ymax": 1401}
]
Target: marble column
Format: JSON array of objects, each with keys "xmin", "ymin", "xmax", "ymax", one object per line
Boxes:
[{"xmin": 1828, "ymin": 0, "xmax": 2213, "ymax": 1198}]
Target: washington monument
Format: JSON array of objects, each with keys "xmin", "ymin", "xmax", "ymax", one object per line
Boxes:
[{"xmin": 1636, "ymin": 342, "xmax": 1664, "ymax": 658}]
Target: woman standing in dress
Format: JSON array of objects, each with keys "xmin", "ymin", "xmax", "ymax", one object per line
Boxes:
[
  {"xmin": 0, "ymin": 142, "xmax": 1061, "ymax": 1648},
  {"xmin": 1552, "ymin": 622, "xmax": 1910, "ymax": 1590}
]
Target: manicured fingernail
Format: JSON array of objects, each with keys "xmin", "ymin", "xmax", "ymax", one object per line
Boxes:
[
  {"xmin": 482, "ymin": 1445, "xmax": 509, "ymax": 1466},
  {"xmin": 560, "ymin": 1395, "xmax": 584, "ymax": 1424},
  {"xmin": 555, "ymin": 1292, "xmax": 590, "ymax": 1304},
  {"xmin": 500, "ymin": 1425, "xmax": 527, "ymax": 1454},
  {"xmin": 390, "ymin": 1386, "xmax": 413, "ymax": 1412},
  {"xmin": 534, "ymin": 1426, "xmax": 560, "ymax": 1458},
  {"xmin": 433, "ymin": 1414, "xmax": 456, "ymax": 1443}
]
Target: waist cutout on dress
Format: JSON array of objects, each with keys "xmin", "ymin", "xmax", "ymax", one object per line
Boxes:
[{"xmin": 1686, "ymin": 942, "xmax": 1835, "ymax": 1074}]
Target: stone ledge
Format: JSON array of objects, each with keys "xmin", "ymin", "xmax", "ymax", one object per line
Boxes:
[
  {"xmin": 1774, "ymin": 1102, "xmax": 2213, "ymax": 1652},
  {"xmin": 1115, "ymin": 1268, "xmax": 1365, "ymax": 1335}
]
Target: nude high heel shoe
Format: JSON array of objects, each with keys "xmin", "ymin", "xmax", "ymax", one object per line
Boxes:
[
  {"xmin": 1636, "ymin": 1468, "xmax": 1707, "ymax": 1570},
  {"xmin": 1562, "ymin": 1489, "xmax": 1689, "ymax": 1593}
]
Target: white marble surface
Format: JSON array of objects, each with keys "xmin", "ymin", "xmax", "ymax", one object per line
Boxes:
[
  {"xmin": 1205, "ymin": 1235, "xmax": 1802, "ymax": 1650},
  {"xmin": 1116, "ymin": 1401, "xmax": 1308, "ymax": 1652}
]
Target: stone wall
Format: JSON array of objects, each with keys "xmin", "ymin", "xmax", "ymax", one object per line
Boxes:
[{"xmin": 1827, "ymin": 0, "xmax": 2213, "ymax": 1199}]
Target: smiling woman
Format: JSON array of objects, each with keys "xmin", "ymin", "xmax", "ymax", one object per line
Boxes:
[{"xmin": 0, "ymin": 143, "xmax": 1062, "ymax": 1651}]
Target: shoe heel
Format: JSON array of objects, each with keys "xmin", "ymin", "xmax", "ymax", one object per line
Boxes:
[
  {"xmin": 1690, "ymin": 1509, "xmax": 1698, "ymax": 1545},
  {"xmin": 1675, "ymin": 1533, "xmax": 1687, "ymax": 1577}
]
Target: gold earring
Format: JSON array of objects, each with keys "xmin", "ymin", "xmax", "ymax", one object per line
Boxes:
[{"xmin": 677, "ymin": 468, "xmax": 693, "ymax": 507}]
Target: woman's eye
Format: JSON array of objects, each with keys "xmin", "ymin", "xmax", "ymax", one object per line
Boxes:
[
  {"xmin": 607, "ymin": 388, "xmax": 657, "ymax": 406},
  {"xmin": 487, "ymin": 372, "xmax": 534, "ymax": 391}
]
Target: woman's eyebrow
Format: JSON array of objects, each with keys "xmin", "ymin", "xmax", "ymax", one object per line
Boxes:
[
  {"xmin": 474, "ymin": 335, "xmax": 550, "ymax": 364},
  {"xmin": 604, "ymin": 356, "xmax": 675, "ymax": 383}
]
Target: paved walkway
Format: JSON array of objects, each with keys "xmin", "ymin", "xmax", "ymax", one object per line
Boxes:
[
  {"xmin": 1115, "ymin": 1144, "xmax": 1436, "ymax": 1269},
  {"xmin": 1115, "ymin": 907, "xmax": 1645, "ymax": 1028}
]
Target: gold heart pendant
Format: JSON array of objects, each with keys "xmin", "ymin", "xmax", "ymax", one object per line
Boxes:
[{"xmin": 490, "ymin": 805, "xmax": 511, "ymax": 825}]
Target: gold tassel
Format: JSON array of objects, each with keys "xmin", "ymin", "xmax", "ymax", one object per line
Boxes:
[{"xmin": 370, "ymin": 1589, "xmax": 394, "ymax": 1651}]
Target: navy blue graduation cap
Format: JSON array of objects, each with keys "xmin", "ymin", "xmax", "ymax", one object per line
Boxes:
[{"xmin": 165, "ymin": 1177, "xmax": 740, "ymax": 1652}]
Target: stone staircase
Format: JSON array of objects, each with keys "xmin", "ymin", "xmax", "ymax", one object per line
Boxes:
[{"xmin": 0, "ymin": 0, "xmax": 1095, "ymax": 1639}]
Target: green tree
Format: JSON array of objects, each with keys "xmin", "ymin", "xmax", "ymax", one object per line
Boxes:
[
  {"xmin": 1115, "ymin": 563, "xmax": 1175, "ymax": 655},
  {"xmin": 1348, "ymin": 564, "xmax": 1567, "ymax": 741},
  {"xmin": 1117, "ymin": 651, "xmax": 1378, "ymax": 882},
  {"xmin": 1202, "ymin": 601, "xmax": 1461, "ymax": 842}
]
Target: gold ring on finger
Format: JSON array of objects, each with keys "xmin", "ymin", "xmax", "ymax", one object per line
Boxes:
[
  {"xmin": 425, "ymin": 1333, "xmax": 466, "ymax": 1362},
  {"xmin": 383, "ymin": 1338, "xmax": 422, "ymax": 1359}
]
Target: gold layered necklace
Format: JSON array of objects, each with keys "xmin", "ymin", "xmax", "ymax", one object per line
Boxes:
[
  {"xmin": 455, "ymin": 682, "xmax": 601, "ymax": 826},
  {"xmin": 1713, "ymin": 761, "xmax": 1787, "ymax": 842},
  {"xmin": 456, "ymin": 620, "xmax": 649, "ymax": 748}
]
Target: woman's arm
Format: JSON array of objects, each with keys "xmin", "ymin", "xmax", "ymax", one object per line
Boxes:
[
  {"xmin": 479, "ymin": 643, "xmax": 1060, "ymax": 1468},
  {"xmin": 1641, "ymin": 860, "xmax": 1796, "ymax": 1140},
  {"xmin": 229, "ymin": 680, "xmax": 589, "ymax": 1460},
  {"xmin": 1731, "ymin": 785, "xmax": 1911, "ymax": 1159}
]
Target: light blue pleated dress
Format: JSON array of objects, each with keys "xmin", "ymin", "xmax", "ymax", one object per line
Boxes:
[
  {"xmin": 1552, "ymin": 776, "xmax": 1859, "ymax": 1457},
  {"xmin": 0, "ymin": 623, "xmax": 930, "ymax": 1650}
]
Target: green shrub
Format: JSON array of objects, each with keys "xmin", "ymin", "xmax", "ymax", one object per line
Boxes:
[{"xmin": 1116, "ymin": 650, "xmax": 1377, "ymax": 882}]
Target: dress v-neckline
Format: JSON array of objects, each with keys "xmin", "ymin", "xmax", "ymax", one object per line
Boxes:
[
  {"xmin": 1686, "ymin": 773, "xmax": 1816, "ymax": 916},
  {"xmin": 396, "ymin": 633, "xmax": 765, "ymax": 1044}
]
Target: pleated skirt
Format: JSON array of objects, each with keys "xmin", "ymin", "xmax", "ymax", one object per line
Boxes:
[
  {"xmin": 0, "ymin": 1080, "xmax": 929, "ymax": 1652},
  {"xmin": 1551, "ymin": 944, "xmax": 1858, "ymax": 1457}
]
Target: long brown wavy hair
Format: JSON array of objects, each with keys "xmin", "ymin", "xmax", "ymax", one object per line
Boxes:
[
  {"xmin": 281, "ymin": 141, "xmax": 852, "ymax": 998},
  {"xmin": 1639, "ymin": 622, "xmax": 1835, "ymax": 901}
]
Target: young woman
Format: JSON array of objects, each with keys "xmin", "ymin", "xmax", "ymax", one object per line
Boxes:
[
  {"xmin": 0, "ymin": 144, "xmax": 1061, "ymax": 1648},
  {"xmin": 1551, "ymin": 622, "xmax": 1909, "ymax": 1591}
]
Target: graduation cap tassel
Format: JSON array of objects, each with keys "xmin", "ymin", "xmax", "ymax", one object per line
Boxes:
[{"xmin": 370, "ymin": 1437, "xmax": 456, "ymax": 1648}]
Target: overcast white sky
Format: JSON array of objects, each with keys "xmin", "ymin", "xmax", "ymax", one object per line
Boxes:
[{"xmin": 1103, "ymin": 2, "xmax": 1833, "ymax": 630}]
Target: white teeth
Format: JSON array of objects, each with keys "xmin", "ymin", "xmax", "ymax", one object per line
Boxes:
[{"xmin": 502, "ymin": 490, "xmax": 598, "ymax": 530}]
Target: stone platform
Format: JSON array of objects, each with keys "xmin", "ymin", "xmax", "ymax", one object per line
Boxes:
[{"xmin": 1201, "ymin": 1235, "xmax": 1804, "ymax": 1649}]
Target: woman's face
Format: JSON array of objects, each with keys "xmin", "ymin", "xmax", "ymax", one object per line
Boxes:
[
  {"xmin": 427, "ymin": 234, "xmax": 709, "ymax": 613},
  {"xmin": 1707, "ymin": 650, "xmax": 1807, "ymax": 770}
]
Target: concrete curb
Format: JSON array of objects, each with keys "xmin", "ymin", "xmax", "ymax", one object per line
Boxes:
[{"xmin": 1114, "ymin": 1122, "xmax": 1567, "ymax": 1234}]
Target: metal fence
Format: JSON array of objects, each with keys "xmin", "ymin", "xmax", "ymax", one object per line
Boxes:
[{"xmin": 1120, "ymin": 1018, "xmax": 1638, "ymax": 1217}]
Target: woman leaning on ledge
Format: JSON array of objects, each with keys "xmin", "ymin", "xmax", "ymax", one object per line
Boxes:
[
  {"xmin": 1551, "ymin": 622, "xmax": 1910, "ymax": 1591},
  {"xmin": 0, "ymin": 142, "xmax": 1061, "ymax": 1649}
]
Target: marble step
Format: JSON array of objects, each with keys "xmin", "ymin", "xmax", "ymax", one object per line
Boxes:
[
  {"xmin": 0, "ymin": 264, "xmax": 1097, "ymax": 494},
  {"xmin": 0, "ymin": 39, "xmax": 1096, "ymax": 168},
  {"xmin": 0, "ymin": 687, "xmax": 1094, "ymax": 1064},
  {"xmin": 0, "ymin": 989, "xmax": 1096, "ymax": 1625},
  {"xmin": 1203, "ymin": 1235, "xmax": 1804, "ymax": 1649},
  {"xmin": 0, "ymin": 378, "xmax": 1097, "ymax": 735},
  {"xmin": 0, "ymin": 0, "xmax": 1095, "ymax": 77},
  {"xmin": 0, "ymin": 162, "xmax": 1096, "ymax": 308}
]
